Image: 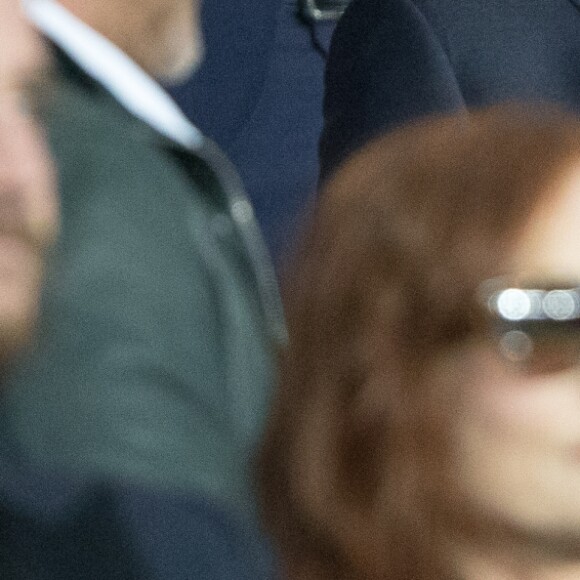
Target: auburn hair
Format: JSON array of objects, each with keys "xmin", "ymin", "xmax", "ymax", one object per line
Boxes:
[{"xmin": 257, "ymin": 106, "xmax": 580, "ymax": 580}]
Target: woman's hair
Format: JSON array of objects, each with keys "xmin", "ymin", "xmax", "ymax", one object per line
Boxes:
[{"xmin": 257, "ymin": 106, "xmax": 580, "ymax": 580}]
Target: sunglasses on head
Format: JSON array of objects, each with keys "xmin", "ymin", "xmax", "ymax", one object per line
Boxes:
[{"xmin": 479, "ymin": 278, "xmax": 580, "ymax": 375}]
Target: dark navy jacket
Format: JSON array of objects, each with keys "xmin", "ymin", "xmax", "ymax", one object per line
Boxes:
[
  {"xmin": 169, "ymin": 0, "xmax": 336, "ymax": 261},
  {"xmin": 0, "ymin": 462, "xmax": 274, "ymax": 580},
  {"xmin": 320, "ymin": 0, "xmax": 580, "ymax": 179}
]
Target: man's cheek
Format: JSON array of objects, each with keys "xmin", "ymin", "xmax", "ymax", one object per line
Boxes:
[{"xmin": 0, "ymin": 236, "xmax": 42, "ymax": 352}]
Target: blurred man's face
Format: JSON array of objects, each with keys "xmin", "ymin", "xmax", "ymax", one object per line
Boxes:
[
  {"xmin": 0, "ymin": 0, "xmax": 58, "ymax": 358},
  {"xmin": 0, "ymin": 0, "xmax": 50, "ymax": 96}
]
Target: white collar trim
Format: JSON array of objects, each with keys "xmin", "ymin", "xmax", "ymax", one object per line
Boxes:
[{"xmin": 23, "ymin": 0, "xmax": 203, "ymax": 149}]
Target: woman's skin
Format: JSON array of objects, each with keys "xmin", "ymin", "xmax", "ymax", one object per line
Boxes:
[{"xmin": 449, "ymin": 166, "xmax": 580, "ymax": 580}]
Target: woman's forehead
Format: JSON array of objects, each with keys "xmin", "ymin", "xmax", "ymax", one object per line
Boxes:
[{"xmin": 507, "ymin": 165, "xmax": 580, "ymax": 284}]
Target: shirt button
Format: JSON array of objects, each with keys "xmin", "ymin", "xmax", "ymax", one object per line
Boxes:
[{"xmin": 230, "ymin": 199, "xmax": 254, "ymax": 225}]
